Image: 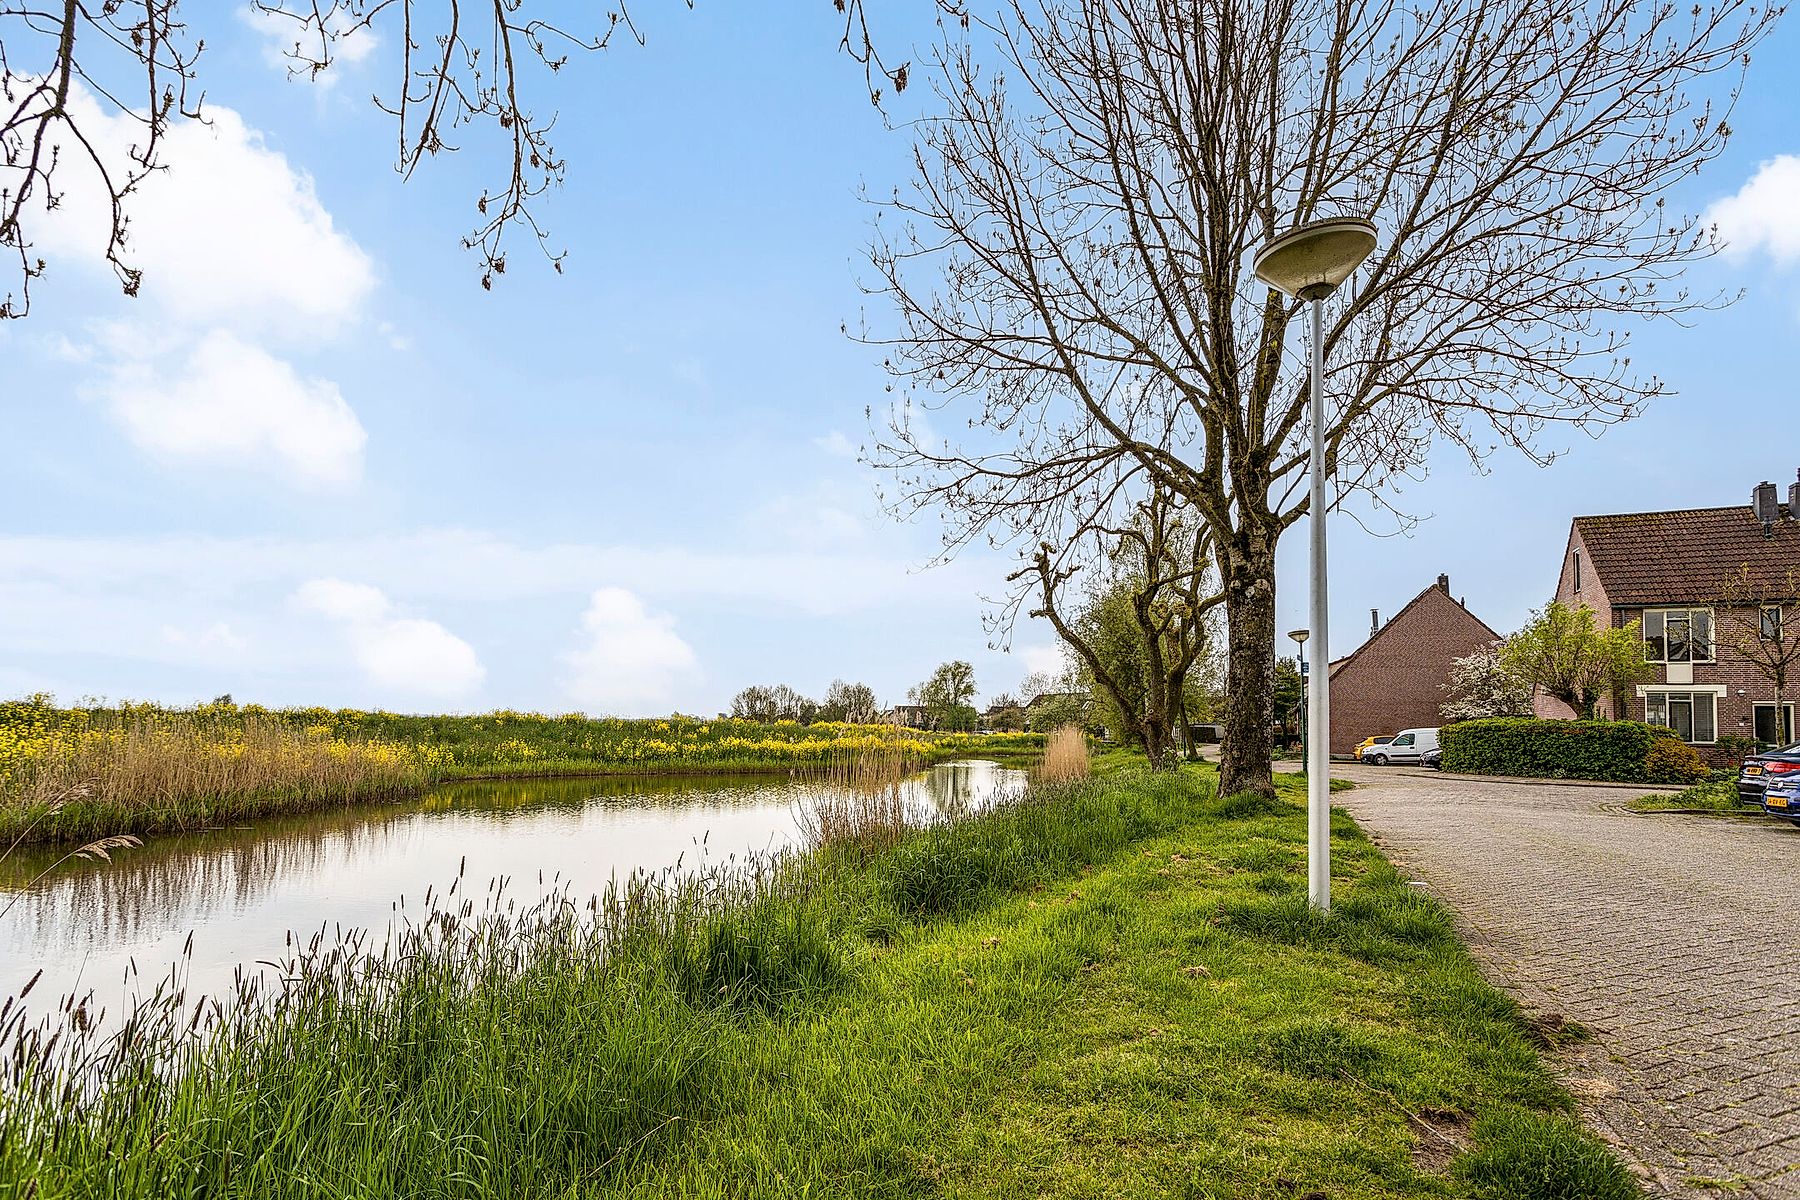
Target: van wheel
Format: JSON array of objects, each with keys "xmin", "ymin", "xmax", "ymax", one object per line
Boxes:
[{"xmin": 1371, "ymin": 753, "xmax": 1388, "ymax": 766}]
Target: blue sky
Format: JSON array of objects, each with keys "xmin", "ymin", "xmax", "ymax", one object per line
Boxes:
[{"xmin": 2, "ymin": 6, "xmax": 1797, "ymax": 716}]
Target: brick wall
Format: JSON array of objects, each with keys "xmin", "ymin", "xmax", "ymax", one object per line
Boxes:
[{"xmin": 1327, "ymin": 579, "xmax": 1502, "ymax": 756}]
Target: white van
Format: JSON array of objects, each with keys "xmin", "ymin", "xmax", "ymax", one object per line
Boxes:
[{"xmin": 1363, "ymin": 727, "xmax": 1438, "ymax": 765}]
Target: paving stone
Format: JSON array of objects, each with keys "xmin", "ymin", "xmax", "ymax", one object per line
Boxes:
[{"xmin": 1334, "ymin": 766, "xmax": 1800, "ymax": 1198}]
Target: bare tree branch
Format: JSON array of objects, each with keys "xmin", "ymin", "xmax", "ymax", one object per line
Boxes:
[{"xmin": 862, "ymin": 0, "xmax": 1779, "ymax": 795}]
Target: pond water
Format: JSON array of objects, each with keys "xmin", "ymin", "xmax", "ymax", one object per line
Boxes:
[{"xmin": 0, "ymin": 760, "xmax": 1025, "ymax": 1023}]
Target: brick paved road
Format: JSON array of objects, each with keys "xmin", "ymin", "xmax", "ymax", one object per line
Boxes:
[{"xmin": 1331, "ymin": 766, "xmax": 1800, "ymax": 1197}]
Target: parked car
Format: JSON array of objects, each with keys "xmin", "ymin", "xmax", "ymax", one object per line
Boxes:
[
  {"xmin": 1354, "ymin": 734, "xmax": 1394, "ymax": 759},
  {"xmin": 1363, "ymin": 727, "xmax": 1439, "ymax": 765},
  {"xmin": 1762, "ymin": 774, "xmax": 1800, "ymax": 827},
  {"xmin": 1737, "ymin": 741, "xmax": 1800, "ymax": 806},
  {"xmin": 1421, "ymin": 746, "xmax": 1443, "ymax": 770}
]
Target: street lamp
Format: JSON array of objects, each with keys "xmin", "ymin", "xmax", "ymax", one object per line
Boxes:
[
  {"xmin": 1255, "ymin": 216, "xmax": 1380, "ymax": 914},
  {"xmin": 1288, "ymin": 628, "xmax": 1309, "ymax": 752}
]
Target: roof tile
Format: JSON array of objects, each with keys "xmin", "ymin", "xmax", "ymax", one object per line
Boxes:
[{"xmin": 1574, "ymin": 505, "xmax": 1800, "ymax": 605}]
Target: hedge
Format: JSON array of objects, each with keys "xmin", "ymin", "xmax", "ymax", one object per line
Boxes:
[{"xmin": 1439, "ymin": 718, "xmax": 1708, "ymax": 784}]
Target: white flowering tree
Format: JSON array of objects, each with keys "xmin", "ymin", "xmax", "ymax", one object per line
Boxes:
[{"xmin": 1440, "ymin": 647, "xmax": 1535, "ymax": 723}]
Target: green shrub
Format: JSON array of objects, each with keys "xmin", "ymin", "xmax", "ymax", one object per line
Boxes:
[
  {"xmin": 1441, "ymin": 718, "xmax": 1688, "ymax": 783},
  {"xmin": 1643, "ymin": 737, "xmax": 1709, "ymax": 785}
]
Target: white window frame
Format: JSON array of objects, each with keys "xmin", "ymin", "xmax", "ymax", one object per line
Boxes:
[
  {"xmin": 1637, "ymin": 685, "xmax": 1723, "ymax": 744},
  {"xmin": 1761, "ymin": 606, "xmax": 1783, "ymax": 642},
  {"xmin": 1641, "ymin": 607, "xmax": 1716, "ymax": 665}
]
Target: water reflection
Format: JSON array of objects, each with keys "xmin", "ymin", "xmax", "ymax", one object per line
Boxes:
[{"xmin": 1, "ymin": 761, "xmax": 1023, "ymax": 1020}]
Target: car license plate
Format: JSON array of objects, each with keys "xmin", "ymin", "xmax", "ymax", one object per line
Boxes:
[
  {"xmin": 1744, "ymin": 765, "xmax": 1763, "ymax": 776},
  {"xmin": 1769, "ymin": 794, "xmax": 1791, "ymax": 808}
]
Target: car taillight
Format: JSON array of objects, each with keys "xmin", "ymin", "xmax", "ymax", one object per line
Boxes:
[{"xmin": 1764, "ymin": 761, "xmax": 1800, "ymax": 775}]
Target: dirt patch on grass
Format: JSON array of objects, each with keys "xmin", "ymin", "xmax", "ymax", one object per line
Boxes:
[{"xmin": 1408, "ymin": 1105, "xmax": 1474, "ymax": 1176}]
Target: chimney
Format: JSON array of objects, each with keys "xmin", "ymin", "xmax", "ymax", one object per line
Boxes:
[
  {"xmin": 1370, "ymin": 608, "xmax": 1380, "ymax": 636},
  {"xmin": 1755, "ymin": 480, "xmax": 1780, "ymax": 537},
  {"xmin": 1789, "ymin": 468, "xmax": 1799, "ymax": 519},
  {"xmin": 1437, "ymin": 573, "xmax": 1450, "ymax": 593}
]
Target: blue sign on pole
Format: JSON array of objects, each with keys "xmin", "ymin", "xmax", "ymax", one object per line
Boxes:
[{"xmin": 1299, "ymin": 660, "xmax": 1309, "ymax": 676}]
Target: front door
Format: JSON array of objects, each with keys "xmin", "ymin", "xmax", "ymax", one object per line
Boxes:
[{"xmin": 1754, "ymin": 703, "xmax": 1795, "ymax": 746}]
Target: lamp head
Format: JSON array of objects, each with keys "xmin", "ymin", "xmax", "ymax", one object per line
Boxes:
[
  {"xmin": 1254, "ymin": 217, "xmax": 1379, "ymax": 301},
  {"xmin": 1288, "ymin": 628, "xmax": 1310, "ymax": 645}
]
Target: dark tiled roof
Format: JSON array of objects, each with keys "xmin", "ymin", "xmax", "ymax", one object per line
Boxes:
[
  {"xmin": 1326, "ymin": 581, "xmax": 1501, "ymax": 681},
  {"xmin": 1575, "ymin": 505, "xmax": 1800, "ymax": 605}
]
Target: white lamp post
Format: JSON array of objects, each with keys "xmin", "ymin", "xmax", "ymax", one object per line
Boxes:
[
  {"xmin": 1289, "ymin": 628, "xmax": 1310, "ymax": 751},
  {"xmin": 1254, "ymin": 216, "xmax": 1379, "ymax": 913}
]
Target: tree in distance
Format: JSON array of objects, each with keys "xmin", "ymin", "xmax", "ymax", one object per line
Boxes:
[
  {"xmin": 910, "ymin": 661, "xmax": 978, "ymax": 732},
  {"xmin": 729, "ymin": 684, "xmax": 819, "ymax": 725},
  {"xmin": 1013, "ymin": 485, "xmax": 1220, "ymax": 768},
  {"xmin": 818, "ymin": 680, "xmax": 882, "ymax": 725}
]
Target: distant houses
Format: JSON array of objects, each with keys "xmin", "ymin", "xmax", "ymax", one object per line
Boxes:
[{"xmin": 1326, "ymin": 574, "xmax": 1501, "ymax": 757}]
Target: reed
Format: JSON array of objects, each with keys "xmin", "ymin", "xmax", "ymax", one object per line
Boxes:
[
  {"xmin": 2, "ymin": 709, "xmax": 429, "ymax": 845},
  {"xmin": 1037, "ymin": 724, "xmax": 1091, "ymax": 783},
  {"xmin": 793, "ymin": 729, "xmax": 921, "ymax": 855}
]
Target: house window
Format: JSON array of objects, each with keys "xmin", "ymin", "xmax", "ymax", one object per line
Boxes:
[
  {"xmin": 1753, "ymin": 702, "xmax": 1796, "ymax": 747},
  {"xmin": 1641, "ymin": 608, "xmax": 1715, "ymax": 664},
  {"xmin": 1573, "ymin": 550, "xmax": 1582, "ymax": 592},
  {"xmin": 1644, "ymin": 691, "xmax": 1717, "ymax": 743},
  {"xmin": 1761, "ymin": 606, "xmax": 1784, "ymax": 642}
]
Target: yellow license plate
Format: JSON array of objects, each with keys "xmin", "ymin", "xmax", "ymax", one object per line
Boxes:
[
  {"xmin": 1769, "ymin": 794, "xmax": 1791, "ymax": 808},
  {"xmin": 1745, "ymin": 766, "xmax": 1763, "ymax": 776}
]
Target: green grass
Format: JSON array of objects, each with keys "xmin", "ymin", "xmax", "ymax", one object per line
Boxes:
[
  {"xmin": 1627, "ymin": 776, "xmax": 1756, "ymax": 813},
  {"xmin": 0, "ymin": 765, "xmax": 1638, "ymax": 1198}
]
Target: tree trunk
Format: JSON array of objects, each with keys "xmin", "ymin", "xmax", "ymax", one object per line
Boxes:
[{"xmin": 1218, "ymin": 542, "xmax": 1278, "ymax": 799}]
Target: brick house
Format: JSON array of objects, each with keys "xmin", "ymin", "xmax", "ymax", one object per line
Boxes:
[
  {"xmin": 1542, "ymin": 477, "xmax": 1800, "ymax": 758},
  {"xmin": 1325, "ymin": 574, "xmax": 1502, "ymax": 756}
]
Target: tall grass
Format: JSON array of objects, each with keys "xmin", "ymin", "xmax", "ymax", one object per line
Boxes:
[
  {"xmin": 793, "ymin": 734, "xmax": 920, "ymax": 855},
  {"xmin": 0, "ymin": 849, "xmax": 840, "ymax": 1199},
  {"xmin": 1037, "ymin": 724, "xmax": 1091, "ymax": 783},
  {"xmin": 0, "ymin": 764, "xmax": 1641, "ymax": 1198},
  {"xmin": 2, "ymin": 709, "xmax": 429, "ymax": 845}
]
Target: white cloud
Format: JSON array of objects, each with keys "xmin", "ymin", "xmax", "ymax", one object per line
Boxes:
[
  {"xmin": 21, "ymin": 88, "xmax": 380, "ymax": 491},
  {"xmin": 814, "ymin": 430, "xmax": 859, "ymax": 459},
  {"xmin": 1018, "ymin": 643, "xmax": 1071, "ymax": 684},
  {"xmin": 98, "ymin": 329, "xmax": 367, "ymax": 489},
  {"xmin": 1706, "ymin": 155, "xmax": 1800, "ymax": 266},
  {"xmin": 242, "ymin": 6, "xmax": 380, "ymax": 77},
  {"xmin": 35, "ymin": 93, "xmax": 375, "ymax": 335},
  {"xmin": 160, "ymin": 622, "xmax": 249, "ymax": 656},
  {"xmin": 296, "ymin": 579, "xmax": 485, "ymax": 701},
  {"xmin": 562, "ymin": 588, "xmax": 700, "ymax": 715}
]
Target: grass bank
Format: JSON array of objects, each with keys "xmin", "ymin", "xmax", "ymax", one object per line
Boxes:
[
  {"xmin": 2, "ymin": 762, "xmax": 1638, "ymax": 1198},
  {"xmin": 0, "ymin": 697, "xmax": 1041, "ymax": 845},
  {"xmin": 1626, "ymin": 776, "xmax": 1759, "ymax": 814}
]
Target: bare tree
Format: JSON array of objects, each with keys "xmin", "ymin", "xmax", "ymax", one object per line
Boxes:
[
  {"xmin": 1714, "ymin": 565, "xmax": 1800, "ymax": 745},
  {"xmin": 2, "ymin": 1, "xmax": 964, "ymax": 314},
  {"xmin": 1, "ymin": 1, "xmax": 202, "ymax": 317},
  {"xmin": 1013, "ymin": 483, "xmax": 1220, "ymax": 768},
  {"xmin": 865, "ymin": 0, "xmax": 1776, "ymax": 797}
]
